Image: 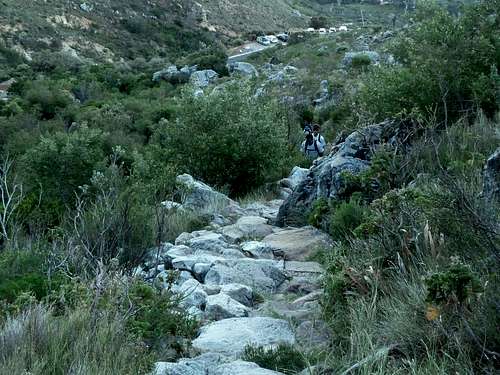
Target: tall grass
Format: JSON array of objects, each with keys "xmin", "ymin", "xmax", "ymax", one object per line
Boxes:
[
  {"xmin": 317, "ymin": 115, "xmax": 500, "ymax": 374},
  {"xmin": 0, "ymin": 304, "xmax": 153, "ymax": 375}
]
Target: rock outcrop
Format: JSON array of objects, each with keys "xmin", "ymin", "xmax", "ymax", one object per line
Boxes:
[{"xmin": 276, "ymin": 121, "xmax": 395, "ymax": 226}]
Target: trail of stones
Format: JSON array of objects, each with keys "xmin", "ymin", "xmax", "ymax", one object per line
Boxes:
[{"xmin": 140, "ymin": 196, "xmax": 333, "ymax": 375}]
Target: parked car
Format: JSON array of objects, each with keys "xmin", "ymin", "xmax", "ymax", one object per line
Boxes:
[
  {"xmin": 307, "ymin": 27, "xmax": 315, "ymax": 32},
  {"xmin": 329, "ymin": 27, "xmax": 337, "ymax": 33},
  {"xmin": 338, "ymin": 25, "xmax": 348, "ymax": 32},
  {"xmin": 257, "ymin": 36, "xmax": 271, "ymax": 46},
  {"xmin": 318, "ymin": 28, "xmax": 327, "ymax": 35},
  {"xmin": 277, "ymin": 33, "xmax": 289, "ymax": 42},
  {"xmin": 266, "ymin": 35, "xmax": 279, "ymax": 43}
]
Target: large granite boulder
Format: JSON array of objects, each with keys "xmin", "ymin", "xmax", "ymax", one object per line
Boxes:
[
  {"xmin": 154, "ymin": 355, "xmax": 285, "ymax": 375},
  {"xmin": 191, "ymin": 70, "xmax": 219, "ymax": 88},
  {"xmin": 228, "ymin": 62, "xmax": 259, "ymax": 78},
  {"xmin": 221, "ymin": 216, "xmax": 274, "ymax": 243},
  {"xmin": 276, "ymin": 121, "xmax": 394, "ymax": 226},
  {"xmin": 262, "ymin": 227, "xmax": 332, "ymax": 260},
  {"xmin": 214, "ymin": 360, "xmax": 285, "ymax": 375},
  {"xmin": 483, "ymin": 147, "xmax": 500, "ymax": 202},
  {"xmin": 205, "ymin": 293, "xmax": 250, "ymax": 320},
  {"xmin": 176, "ymin": 174, "xmax": 242, "ymax": 216},
  {"xmin": 153, "ymin": 65, "xmax": 196, "ymax": 83},
  {"xmin": 192, "ymin": 317, "xmax": 295, "ymax": 357},
  {"xmin": 204, "ymin": 259, "xmax": 286, "ymax": 292}
]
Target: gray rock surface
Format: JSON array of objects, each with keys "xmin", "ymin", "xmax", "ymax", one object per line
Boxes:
[
  {"xmin": 228, "ymin": 62, "xmax": 259, "ymax": 77},
  {"xmin": 153, "ymin": 65, "xmax": 194, "ymax": 83},
  {"xmin": 205, "ymin": 293, "xmax": 250, "ymax": 320},
  {"xmin": 190, "ymin": 70, "xmax": 219, "ymax": 87},
  {"xmin": 176, "ymin": 174, "xmax": 242, "ymax": 216},
  {"xmin": 220, "ymin": 284, "xmax": 254, "ymax": 306},
  {"xmin": 214, "ymin": 360, "xmax": 285, "ymax": 375},
  {"xmin": 241, "ymin": 241, "xmax": 274, "ymax": 259},
  {"xmin": 204, "ymin": 259, "xmax": 286, "ymax": 292},
  {"xmin": 192, "ymin": 317, "xmax": 295, "ymax": 357},
  {"xmin": 262, "ymin": 227, "xmax": 332, "ymax": 260}
]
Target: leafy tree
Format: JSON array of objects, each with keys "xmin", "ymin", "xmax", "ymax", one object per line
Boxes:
[
  {"xmin": 309, "ymin": 16, "xmax": 328, "ymax": 29},
  {"xmin": 21, "ymin": 127, "xmax": 107, "ymax": 222},
  {"xmin": 160, "ymin": 83, "xmax": 290, "ymax": 196},
  {"xmin": 358, "ymin": 0, "xmax": 500, "ymax": 122}
]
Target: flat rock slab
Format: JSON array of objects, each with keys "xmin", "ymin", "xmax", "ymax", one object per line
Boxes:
[
  {"xmin": 192, "ymin": 317, "xmax": 295, "ymax": 357},
  {"xmin": 154, "ymin": 357, "xmax": 284, "ymax": 375},
  {"xmin": 204, "ymin": 259, "xmax": 286, "ymax": 293},
  {"xmin": 214, "ymin": 360, "xmax": 285, "ymax": 375},
  {"xmin": 284, "ymin": 261, "xmax": 323, "ymax": 274},
  {"xmin": 262, "ymin": 227, "xmax": 332, "ymax": 261}
]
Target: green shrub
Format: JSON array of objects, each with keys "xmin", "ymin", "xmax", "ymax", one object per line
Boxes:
[
  {"xmin": 351, "ymin": 53, "xmax": 372, "ymax": 68},
  {"xmin": 24, "ymin": 81, "xmax": 72, "ymax": 120},
  {"xmin": 0, "ymin": 304, "xmax": 154, "ymax": 374},
  {"xmin": 329, "ymin": 198, "xmax": 367, "ymax": 241},
  {"xmin": 178, "ymin": 46, "xmax": 229, "ymax": 76},
  {"xmin": 243, "ymin": 344, "xmax": 307, "ymax": 374},
  {"xmin": 126, "ymin": 281, "xmax": 198, "ymax": 352},
  {"xmin": 162, "ymin": 83, "xmax": 291, "ymax": 196},
  {"xmin": 358, "ymin": 0, "xmax": 500, "ymax": 122},
  {"xmin": 0, "ymin": 250, "xmax": 68, "ymax": 306},
  {"xmin": 66, "ymin": 157, "xmax": 155, "ymax": 268},
  {"xmin": 425, "ymin": 263, "xmax": 482, "ymax": 306},
  {"xmin": 21, "ymin": 126, "xmax": 107, "ymax": 225}
]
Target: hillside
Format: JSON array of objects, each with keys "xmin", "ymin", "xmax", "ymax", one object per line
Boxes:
[
  {"xmin": 0, "ymin": 0, "xmax": 498, "ymax": 374},
  {"xmin": 0, "ymin": 0, "xmax": 322, "ymax": 62}
]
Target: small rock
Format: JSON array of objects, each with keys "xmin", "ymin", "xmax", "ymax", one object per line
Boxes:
[
  {"xmin": 205, "ymin": 293, "xmax": 250, "ymax": 320},
  {"xmin": 220, "ymin": 283, "xmax": 254, "ymax": 306},
  {"xmin": 241, "ymin": 241, "xmax": 274, "ymax": 259}
]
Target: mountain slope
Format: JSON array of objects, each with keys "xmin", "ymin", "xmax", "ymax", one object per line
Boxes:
[{"xmin": 0, "ymin": 0, "xmax": 320, "ymax": 62}]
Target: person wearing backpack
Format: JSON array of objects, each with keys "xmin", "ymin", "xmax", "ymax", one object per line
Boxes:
[{"xmin": 301, "ymin": 124, "xmax": 326, "ymax": 159}]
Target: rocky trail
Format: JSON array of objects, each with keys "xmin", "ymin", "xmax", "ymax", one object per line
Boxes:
[
  {"xmin": 135, "ymin": 173, "xmax": 333, "ymax": 375},
  {"xmin": 138, "ymin": 120, "xmax": 403, "ymax": 374}
]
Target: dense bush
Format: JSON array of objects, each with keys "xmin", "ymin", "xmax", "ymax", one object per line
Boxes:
[
  {"xmin": 358, "ymin": 0, "xmax": 500, "ymax": 122},
  {"xmin": 20, "ymin": 126, "xmax": 107, "ymax": 225},
  {"xmin": 162, "ymin": 83, "xmax": 293, "ymax": 196}
]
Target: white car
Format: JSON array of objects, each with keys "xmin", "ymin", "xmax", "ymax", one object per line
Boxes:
[
  {"xmin": 319, "ymin": 28, "xmax": 327, "ymax": 34},
  {"xmin": 307, "ymin": 27, "xmax": 315, "ymax": 32},
  {"xmin": 329, "ymin": 27, "xmax": 337, "ymax": 33},
  {"xmin": 266, "ymin": 35, "xmax": 279, "ymax": 43},
  {"xmin": 338, "ymin": 25, "xmax": 348, "ymax": 32},
  {"xmin": 256, "ymin": 36, "xmax": 271, "ymax": 46}
]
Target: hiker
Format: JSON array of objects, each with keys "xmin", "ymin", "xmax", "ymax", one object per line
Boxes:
[{"xmin": 301, "ymin": 124, "xmax": 326, "ymax": 159}]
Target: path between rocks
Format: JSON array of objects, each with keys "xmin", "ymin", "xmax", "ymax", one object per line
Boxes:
[{"xmin": 137, "ymin": 181, "xmax": 333, "ymax": 375}]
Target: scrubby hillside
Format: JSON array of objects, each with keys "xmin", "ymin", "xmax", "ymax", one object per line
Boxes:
[
  {"xmin": 0, "ymin": 0, "xmax": 323, "ymax": 62},
  {"xmin": 0, "ymin": 0, "xmax": 498, "ymax": 374}
]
